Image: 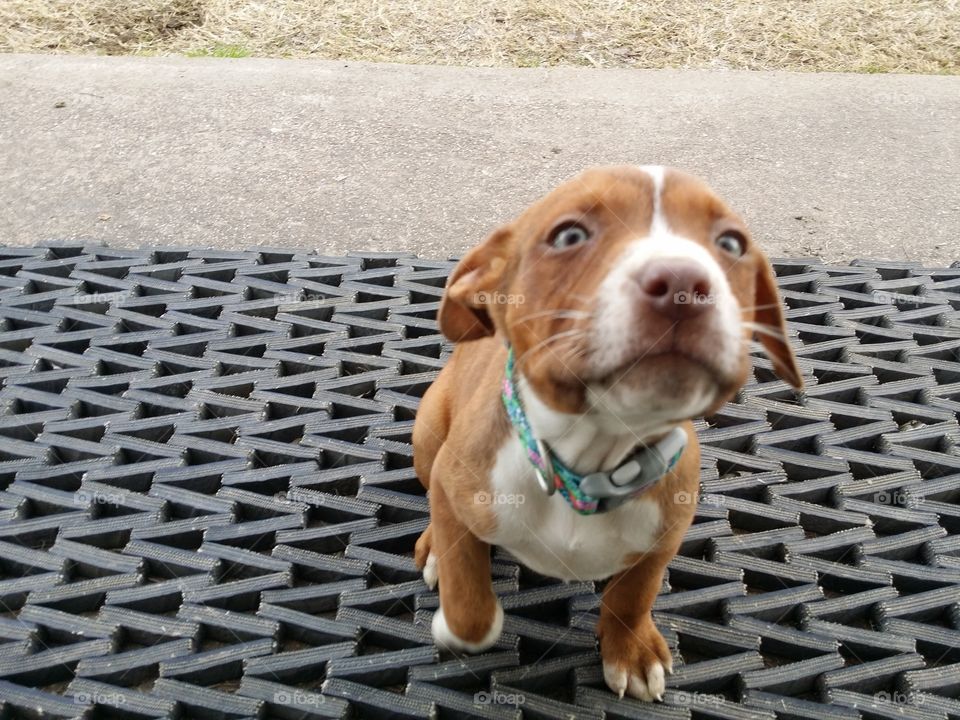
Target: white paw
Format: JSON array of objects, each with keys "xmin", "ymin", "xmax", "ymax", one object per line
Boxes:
[
  {"xmin": 603, "ymin": 659, "xmax": 666, "ymax": 702},
  {"xmin": 431, "ymin": 602, "xmax": 504, "ymax": 654},
  {"xmin": 422, "ymin": 553, "xmax": 438, "ymax": 590}
]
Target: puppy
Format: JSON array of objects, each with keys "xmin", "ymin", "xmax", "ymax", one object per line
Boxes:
[{"xmin": 413, "ymin": 166, "xmax": 803, "ymax": 701}]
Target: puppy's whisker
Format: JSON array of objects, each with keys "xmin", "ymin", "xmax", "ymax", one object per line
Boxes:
[
  {"xmin": 742, "ymin": 321, "xmax": 787, "ymax": 342},
  {"xmin": 553, "ymin": 334, "xmax": 588, "ymax": 362},
  {"xmin": 524, "ymin": 330, "xmax": 587, "ymax": 360},
  {"xmin": 515, "ymin": 330, "xmax": 586, "ymax": 370},
  {"xmin": 513, "ymin": 308, "xmax": 591, "ymax": 325},
  {"xmin": 560, "ymin": 344, "xmax": 590, "ymax": 367},
  {"xmin": 739, "ymin": 303, "xmax": 784, "ymax": 313}
]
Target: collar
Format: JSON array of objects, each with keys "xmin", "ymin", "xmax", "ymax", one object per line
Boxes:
[{"xmin": 500, "ymin": 347, "xmax": 687, "ymax": 515}]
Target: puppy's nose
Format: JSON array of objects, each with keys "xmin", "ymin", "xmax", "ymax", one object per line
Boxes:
[{"xmin": 634, "ymin": 259, "xmax": 713, "ymax": 319}]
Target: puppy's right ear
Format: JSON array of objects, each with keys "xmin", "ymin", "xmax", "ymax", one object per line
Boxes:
[{"xmin": 438, "ymin": 227, "xmax": 512, "ymax": 343}]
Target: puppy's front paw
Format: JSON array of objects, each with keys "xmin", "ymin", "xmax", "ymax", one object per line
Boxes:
[
  {"xmin": 600, "ymin": 618, "xmax": 672, "ymax": 701},
  {"xmin": 422, "ymin": 553, "xmax": 438, "ymax": 590},
  {"xmin": 603, "ymin": 658, "xmax": 666, "ymax": 702},
  {"xmin": 431, "ymin": 602, "xmax": 504, "ymax": 654}
]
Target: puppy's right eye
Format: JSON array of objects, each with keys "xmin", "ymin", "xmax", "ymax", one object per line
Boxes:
[{"xmin": 548, "ymin": 222, "xmax": 591, "ymax": 250}]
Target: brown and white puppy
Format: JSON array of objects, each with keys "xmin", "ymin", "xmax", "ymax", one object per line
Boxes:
[{"xmin": 413, "ymin": 166, "xmax": 802, "ymax": 701}]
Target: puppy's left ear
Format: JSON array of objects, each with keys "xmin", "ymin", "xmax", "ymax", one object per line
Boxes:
[
  {"xmin": 437, "ymin": 227, "xmax": 513, "ymax": 343},
  {"xmin": 754, "ymin": 257, "xmax": 804, "ymax": 389}
]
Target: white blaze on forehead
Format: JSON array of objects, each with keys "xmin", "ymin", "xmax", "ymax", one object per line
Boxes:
[{"xmin": 636, "ymin": 165, "xmax": 668, "ymax": 235}]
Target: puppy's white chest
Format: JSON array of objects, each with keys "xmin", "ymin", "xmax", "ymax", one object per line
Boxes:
[{"xmin": 484, "ymin": 436, "xmax": 662, "ymax": 581}]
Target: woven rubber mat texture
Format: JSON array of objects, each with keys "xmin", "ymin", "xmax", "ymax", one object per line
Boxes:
[{"xmin": 0, "ymin": 245, "xmax": 959, "ymax": 720}]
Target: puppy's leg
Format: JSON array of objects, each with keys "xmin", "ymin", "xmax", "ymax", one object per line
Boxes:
[
  {"xmin": 414, "ymin": 524, "xmax": 437, "ymax": 590},
  {"xmin": 598, "ymin": 551, "xmax": 674, "ymax": 701},
  {"xmin": 428, "ymin": 480, "xmax": 502, "ymax": 653}
]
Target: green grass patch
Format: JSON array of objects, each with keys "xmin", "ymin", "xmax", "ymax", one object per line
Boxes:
[{"xmin": 186, "ymin": 44, "xmax": 250, "ymax": 58}]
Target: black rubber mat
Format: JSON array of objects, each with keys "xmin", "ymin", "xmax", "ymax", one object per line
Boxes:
[{"xmin": 0, "ymin": 244, "xmax": 959, "ymax": 720}]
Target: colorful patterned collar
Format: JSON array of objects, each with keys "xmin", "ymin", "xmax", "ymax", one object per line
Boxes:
[{"xmin": 501, "ymin": 347, "xmax": 687, "ymax": 515}]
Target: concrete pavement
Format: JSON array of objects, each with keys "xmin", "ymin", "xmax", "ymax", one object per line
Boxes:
[{"xmin": 1, "ymin": 54, "xmax": 958, "ymax": 263}]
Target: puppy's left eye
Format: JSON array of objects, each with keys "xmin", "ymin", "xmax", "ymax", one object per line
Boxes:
[
  {"xmin": 715, "ymin": 232, "xmax": 746, "ymax": 257},
  {"xmin": 549, "ymin": 222, "xmax": 591, "ymax": 250}
]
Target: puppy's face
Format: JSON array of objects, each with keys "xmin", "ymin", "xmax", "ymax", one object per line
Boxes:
[{"xmin": 440, "ymin": 166, "xmax": 802, "ymax": 433}]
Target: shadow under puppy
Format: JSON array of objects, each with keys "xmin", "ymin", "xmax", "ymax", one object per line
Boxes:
[{"xmin": 413, "ymin": 165, "xmax": 803, "ymax": 701}]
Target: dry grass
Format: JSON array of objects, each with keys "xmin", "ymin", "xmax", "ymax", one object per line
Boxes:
[{"xmin": 2, "ymin": 0, "xmax": 958, "ymax": 73}]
